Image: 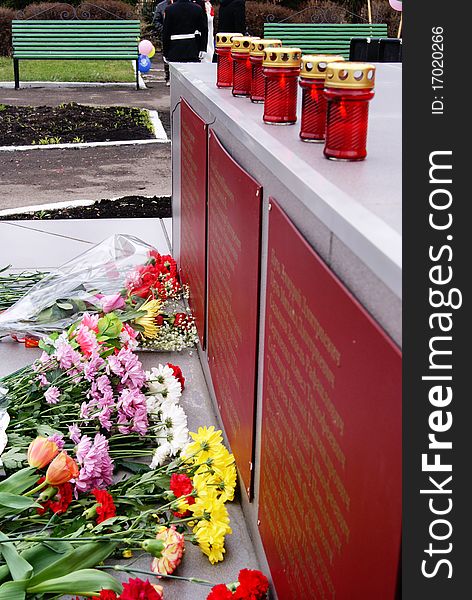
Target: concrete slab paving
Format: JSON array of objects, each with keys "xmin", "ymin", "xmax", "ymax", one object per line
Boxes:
[
  {"xmin": 162, "ymin": 217, "xmax": 173, "ymax": 251},
  {"xmin": 0, "ymin": 218, "xmax": 170, "ymax": 268}
]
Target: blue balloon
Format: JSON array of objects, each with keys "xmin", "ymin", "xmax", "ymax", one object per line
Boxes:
[{"xmin": 138, "ymin": 54, "xmax": 152, "ymax": 73}]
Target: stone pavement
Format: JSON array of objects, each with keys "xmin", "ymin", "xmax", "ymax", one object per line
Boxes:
[
  {"xmin": 0, "ymin": 57, "xmax": 172, "ymax": 212},
  {"xmin": 0, "ymin": 218, "xmax": 260, "ymax": 599}
]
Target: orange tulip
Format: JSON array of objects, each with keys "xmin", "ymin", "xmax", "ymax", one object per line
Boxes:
[
  {"xmin": 27, "ymin": 437, "xmax": 60, "ymax": 469},
  {"xmin": 45, "ymin": 451, "xmax": 79, "ymax": 486}
]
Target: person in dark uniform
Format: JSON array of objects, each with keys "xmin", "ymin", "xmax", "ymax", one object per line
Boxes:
[
  {"xmin": 152, "ymin": 0, "xmax": 173, "ymax": 85},
  {"xmin": 162, "ymin": 0, "xmax": 208, "ymax": 64},
  {"xmin": 217, "ymin": 0, "xmax": 246, "ymax": 35}
]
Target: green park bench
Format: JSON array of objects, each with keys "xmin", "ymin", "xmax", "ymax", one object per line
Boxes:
[
  {"xmin": 11, "ymin": 20, "xmax": 141, "ymax": 90},
  {"xmin": 263, "ymin": 23, "xmax": 389, "ymax": 58}
]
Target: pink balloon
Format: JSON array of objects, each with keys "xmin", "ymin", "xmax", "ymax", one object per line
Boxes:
[
  {"xmin": 389, "ymin": 0, "xmax": 402, "ymax": 11},
  {"xmin": 138, "ymin": 40, "xmax": 154, "ymax": 56}
]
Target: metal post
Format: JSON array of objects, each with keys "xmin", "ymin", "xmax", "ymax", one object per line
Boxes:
[
  {"xmin": 367, "ymin": 0, "xmax": 372, "ymax": 24},
  {"xmin": 14, "ymin": 58, "xmax": 20, "ymax": 90}
]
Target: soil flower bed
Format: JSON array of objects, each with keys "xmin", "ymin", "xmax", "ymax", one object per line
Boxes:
[{"xmin": 0, "ymin": 102, "xmax": 156, "ymax": 146}]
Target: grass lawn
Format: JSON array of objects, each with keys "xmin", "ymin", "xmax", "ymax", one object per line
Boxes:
[{"xmin": 0, "ymin": 58, "xmax": 135, "ymax": 83}]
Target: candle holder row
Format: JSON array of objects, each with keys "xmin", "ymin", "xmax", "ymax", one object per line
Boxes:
[{"xmin": 215, "ymin": 33, "xmax": 376, "ymax": 161}]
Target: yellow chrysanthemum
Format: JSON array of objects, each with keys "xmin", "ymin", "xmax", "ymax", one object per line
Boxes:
[
  {"xmin": 214, "ymin": 464, "xmax": 237, "ymax": 503},
  {"xmin": 193, "ymin": 467, "xmax": 236, "ymax": 503},
  {"xmin": 194, "ymin": 520, "xmax": 227, "ymax": 564},
  {"xmin": 175, "ymin": 496, "xmax": 191, "ymax": 514},
  {"xmin": 195, "ymin": 446, "xmax": 236, "ymax": 479},
  {"xmin": 191, "ymin": 490, "xmax": 231, "ymax": 534},
  {"xmin": 134, "ymin": 298, "xmax": 161, "ymax": 338},
  {"xmin": 184, "ymin": 426, "xmax": 224, "ymax": 462}
]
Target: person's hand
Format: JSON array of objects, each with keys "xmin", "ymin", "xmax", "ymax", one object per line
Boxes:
[{"xmin": 199, "ymin": 51, "xmax": 205, "ymax": 60}]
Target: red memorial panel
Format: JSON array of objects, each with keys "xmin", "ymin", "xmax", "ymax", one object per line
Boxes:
[
  {"xmin": 179, "ymin": 99, "xmax": 207, "ymax": 347},
  {"xmin": 259, "ymin": 200, "xmax": 401, "ymax": 599},
  {"xmin": 207, "ymin": 129, "xmax": 262, "ymax": 496}
]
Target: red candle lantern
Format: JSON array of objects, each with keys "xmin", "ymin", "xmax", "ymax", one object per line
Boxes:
[
  {"xmin": 324, "ymin": 62, "xmax": 376, "ymax": 161},
  {"xmin": 231, "ymin": 36, "xmax": 260, "ymax": 97},
  {"xmin": 215, "ymin": 33, "xmax": 243, "ymax": 88},
  {"xmin": 262, "ymin": 47, "xmax": 302, "ymax": 125},
  {"xmin": 299, "ymin": 54, "xmax": 344, "ymax": 142},
  {"xmin": 249, "ymin": 38, "xmax": 282, "ymax": 103}
]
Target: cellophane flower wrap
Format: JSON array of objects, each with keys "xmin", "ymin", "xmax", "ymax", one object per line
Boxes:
[
  {"xmin": 0, "ymin": 235, "xmax": 151, "ymax": 338},
  {"xmin": 0, "ymin": 234, "xmax": 198, "ymax": 351}
]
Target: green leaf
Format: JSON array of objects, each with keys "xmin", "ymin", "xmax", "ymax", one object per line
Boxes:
[
  {"xmin": 0, "ymin": 533, "xmax": 33, "ymax": 582},
  {"xmin": 97, "ymin": 313, "xmax": 123, "ymax": 339},
  {"xmin": 92, "ymin": 516, "xmax": 129, "ymax": 533},
  {"xmin": 27, "ymin": 568, "xmax": 122, "ymax": 595},
  {"xmin": 0, "ymin": 493, "xmax": 39, "ymax": 511},
  {"xmin": 0, "ymin": 541, "xmax": 73, "ymax": 585},
  {"xmin": 28, "ymin": 541, "xmax": 117, "ymax": 586},
  {"xmin": 56, "ymin": 301, "xmax": 74, "ymax": 310},
  {"xmin": 0, "ymin": 579, "xmax": 26, "ymax": 600},
  {"xmin": 0, "ymin": 467, "xmax": 37, "ymax": 494},
  {"xmin": 116, "ymin": 460, "xmax": 152, "ymax": 474}
]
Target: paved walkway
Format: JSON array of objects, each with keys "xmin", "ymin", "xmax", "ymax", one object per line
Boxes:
[{"xmin": 0, "ymin": 58, "xmax": 172, "ymax": 212}]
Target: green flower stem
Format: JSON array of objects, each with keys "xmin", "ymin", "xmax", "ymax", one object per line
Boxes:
[
  {"xmin": 24, "ymin": 480, "xmax": 48, "ymax": 497},
  {"xmin": 98, "ymin": 565, "xmax": 215, "ymax": 587},
  {"xmin": 0, "ymin": 535, "xmax": 134, "ymax": 544}
]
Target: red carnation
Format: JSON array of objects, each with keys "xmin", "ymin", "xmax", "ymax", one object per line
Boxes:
[
  {"xmin": 119, "ymin": 578, "xmax": 163, "ymax": 600},
  {"xmin": 167, "ymin": 363, "xmax": 185, "ymax": 390},
  {"xmin": 97, "ymin": 591, "xmax": 118, "ymax": 599},
  {"xmin": 36, "ymin": 477, "xmax": 73, "ymax": 516},
  {"xmin": 235, "ymin": 570, "xmax": 269, "ymax": 599},
  {"xmin": 92, "ymin": 489, "xmax": 116, "ymax": 524},
  {"xmin": 207, "ymin": 584, "xmax": 234, "ymax": 600},
  {"xmin": 170, "ymin": 473, "xmax": 195, "ymax": 503}
]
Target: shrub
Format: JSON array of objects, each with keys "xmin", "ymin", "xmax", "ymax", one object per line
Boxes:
[
  {"xmin": 0, "ymin": 7, "xmax": 15, "ymax": 57},
  {"xmin": 292, "ymin": 0, "xmax": 348, "ymax": 23},
  {"xmin": 0, "ymin": 1, "xmax": 138, "ymax": 56},
  {"xmin": 23, "ymin": 0, "xmax": 137, "ymax": 20}
]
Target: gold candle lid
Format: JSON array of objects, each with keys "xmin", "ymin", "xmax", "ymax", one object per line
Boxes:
[
  {"xmin": 262, "ymin": 47, "xmax": 302, "ymax": 68},
  {"xmin": 300, "ymin": 54, "xmax": 345, "ymax": 79},
  {"xmin": 325, "ymin": 62, "xmax": 376, "ymax": 89},
  {"xmin": 250, "ymin": 38, "xmax": 283, "ymax": 57},
  {"xmin": 231, "ymin": 36, "xmax": 260, "ymax": 54},
  {"xmin": 216, "ymin": 32, "xmax": 243, "ymax": 48}
]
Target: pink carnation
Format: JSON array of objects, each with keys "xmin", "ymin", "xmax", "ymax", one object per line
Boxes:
[
  {"xmin": 81, "ymin": 313, "xmax": 99, "ymax": 332},
  {"xmin": 75, "ymin": 433, "xmax": 114, "ymax": 493},
  {"xmin": 76, "ymin": 324, "xmax": 99, "ymax": 358}
]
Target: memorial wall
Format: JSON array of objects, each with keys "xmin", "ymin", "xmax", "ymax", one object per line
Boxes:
[
  {"xmin": 207, "ymin": 130, "xmax": 262, "ymax": 496},
  {"xmin": 173, "ymin": 62, "xmax": 401, "ymax": 599},
  {"xmin": 259, "ymin": 200, "xmax": 401, "ymax": 598},
  {"xmin": 179, "ymin": 99, "xmax": 207, "ymax": 347}
]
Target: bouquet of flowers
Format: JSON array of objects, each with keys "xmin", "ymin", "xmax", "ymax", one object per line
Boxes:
[
  {"xmin": 0, "ymin": 312, "xmax": 190, "ymax": 473},
  {"xmin": 0, "ymin": 235, "xmax": 198, "ymax": 352}
]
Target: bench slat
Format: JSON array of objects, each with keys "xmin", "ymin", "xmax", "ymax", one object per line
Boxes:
[
  {"xmin": 263, "ymin": 23, "xmax": 388, "ymax": 57},
  {"xmin": 14, "ymin": 53, "xmax": 137, "ymax": 59},
  {"xmin": 11, "ymin": 20, "xmax": 141, "ymax": 88}
]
